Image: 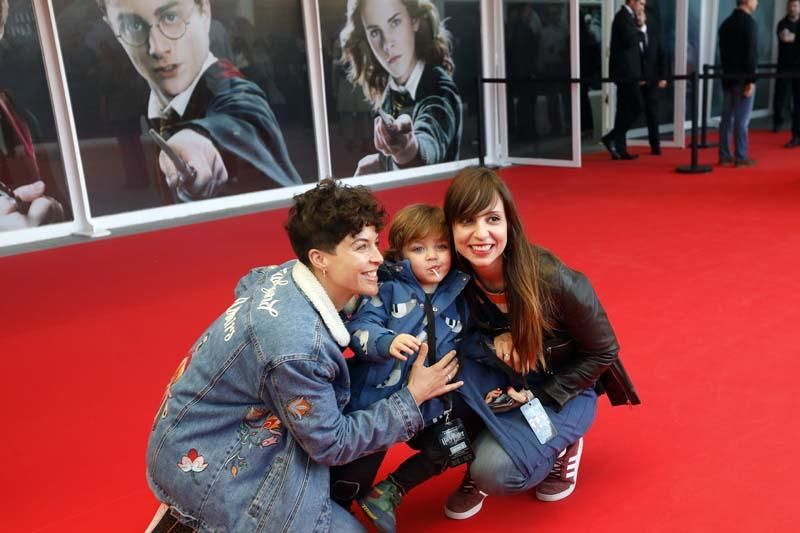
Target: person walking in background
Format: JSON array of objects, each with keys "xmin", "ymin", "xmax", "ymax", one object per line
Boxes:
[
  {"xmin": 637, "ymin": 9, "xmax": 668, "ymax": 155},
  {"xmin": 774, "ymin": 0, "xmax": 800, "ymax": 147},
  {"xmin": 718, "ymin": 0, "xmax": 759, "ymax": 167},
  {"xmin": 602, "ymin": 0, "xmax": 646, "ymax": 160}
]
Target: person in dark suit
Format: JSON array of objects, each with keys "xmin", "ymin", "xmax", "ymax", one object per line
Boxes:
[
  {"xmin": 718, "ymin": 0, "xmax": 759, "ymax": 167},
  {"xmin": 602, "ymin": 0, "xmax": 646, "ymax": 160},
  {"xmin": 774, "ymin": 0, "xmax": 800, "ymax": 147},
  {"xmin": 638, "ymin": 9, "xmax": 668, "ymax": 155}
]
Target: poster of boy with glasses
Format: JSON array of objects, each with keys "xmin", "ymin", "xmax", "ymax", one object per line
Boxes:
[{"xmin": 96, "ymin": 0, "xmax": 301, "ymax": 202}]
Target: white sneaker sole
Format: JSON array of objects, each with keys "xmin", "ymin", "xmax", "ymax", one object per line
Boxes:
[
  {"xmin": 536, "ymin": 482, "xmax": 576, "ymax": 502},
  {"xmin": 444, "ymin": 496, "xmax": 486, "ymax": 520}
]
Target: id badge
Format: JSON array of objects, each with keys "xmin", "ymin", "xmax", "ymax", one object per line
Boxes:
[
  {"xmin": 435, "ymin": 418, "xmax": 475, "ymax": 467},
  {"xmin": 519, "ymin": 397, "xmax": 558, "ymax": 445}
]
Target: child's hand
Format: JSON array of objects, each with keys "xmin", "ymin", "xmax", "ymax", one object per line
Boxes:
[
  {"xmin": 484, "ymin": 388, "xmax": 503, "ymax": 403},
  {"xmin": 389, "ymin": 333, "xmax": 421, "ymax": 361}
]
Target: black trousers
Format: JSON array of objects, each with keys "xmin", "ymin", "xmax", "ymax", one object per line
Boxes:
[
  {"xmin": 773, "ymin": 67, "xmax": 800, "ymax": 135},
  {"xmin": 608, "ymin": 82, "xmax": 643, "ymax": 154},
  {"xmin": 580, "ymin": 82, "xmax": 594, "ymax": 133},
  {"xmin": 330, "ymin": 393, "xmax": 485, "ymax": 509},
  {"xmin": 639, "ymin": 83, "xmax": 661, "ymax": 151}
]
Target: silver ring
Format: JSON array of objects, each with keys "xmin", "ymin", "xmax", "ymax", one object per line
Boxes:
[
  {"xmin": 503, "ymin": 353, "xmax": 510, "ymax": 360},
  {"xmin": 446, "ymin": 373, "xmax": 451, "ymax": 382}
]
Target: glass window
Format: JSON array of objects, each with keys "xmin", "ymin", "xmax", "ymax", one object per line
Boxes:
[
  {"xmin": 504, "ymin": 0, "xmax": 573, "ymax": 160},
  {"xmin": 319, "ymin": 0, "xmax": 482, "ymax": 178},
  {"xmin": 1, "ymin": 0, "xmax": 72, "ymax": 233},
  {"xmin": 686, "ymin": 0, "xmax": 701, "ymax": 121},
  {"xmin": 53, "ymin": 0, "xmax": 317, "ymax": 217}
]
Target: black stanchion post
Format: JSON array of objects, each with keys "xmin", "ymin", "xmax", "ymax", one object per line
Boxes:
[
  {"xmin": 697, "ymin": 64, "xmax": 717, "ymax": 149},
  {"xmin": 476, "ymin": 75, "xmax": 485, "ymax": 167},
  {"xmin": 677, "ymin": 70, "xmax": 712, "ymax": 173}
]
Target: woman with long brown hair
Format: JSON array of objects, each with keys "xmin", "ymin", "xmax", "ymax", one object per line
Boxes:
[{"xmin": 440, "ymin": 167, "xmax": 640, "ymax": 520}]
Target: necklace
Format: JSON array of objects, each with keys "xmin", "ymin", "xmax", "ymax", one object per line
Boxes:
[{"xmin": 475, "ymin": 277, "xmax": 507, "ymax": 306}]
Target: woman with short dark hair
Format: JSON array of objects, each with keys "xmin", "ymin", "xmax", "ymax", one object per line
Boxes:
[{"xmin": 145, "ymin": 179, "xmax": 462, "ymax": 532}]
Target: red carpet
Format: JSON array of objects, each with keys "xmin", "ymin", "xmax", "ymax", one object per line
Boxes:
[{"xmin": 2, "ymin": 130, "xmax": 799, "ymax": 532}]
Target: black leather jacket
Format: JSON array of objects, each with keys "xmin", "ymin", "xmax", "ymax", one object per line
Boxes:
[{"xmin": 465, "ymin": 246, "xmax": 640, "ymax": 410}]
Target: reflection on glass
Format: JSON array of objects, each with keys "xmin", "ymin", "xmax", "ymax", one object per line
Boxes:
[
  {"xmin": 505, "ymin": 1, "xmax": 572, "ymax": 160},
  {"xmin": 629, "ymin": 0, "xmax": 675, "ymax": 147},
  {"xmin": 54, "ymin": 0, "xmax": 317, "ymax": 216},
  {"xmin": 579, "ymin": 2, "xmax": 602, "ymax": 141},
  {"xmin": 322, "ymin": 0, "xmax": 480, "ymax": 178},
  {"xmin": 1, "ymin": 0, "xmax": 70, "ymax": 232}
]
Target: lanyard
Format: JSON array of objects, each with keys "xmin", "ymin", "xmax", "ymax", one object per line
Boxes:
[{"xmin": 423, "ymin": 293, "xmax": 467, "ymax": 419}]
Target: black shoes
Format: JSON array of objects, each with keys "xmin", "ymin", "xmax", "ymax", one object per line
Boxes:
[
  {"xmin": 600, "ymin": 135, "xmax": 639, "ymax": 160},
  {"xmin": 785, "ymin": 137, "xmax": 800, "ymax": 148},
  {"xmin": 651, "ymin": 147, "xmax": 662, "ymax": 155},
  {"xmin": 601, "ymin": 135, "xmax": 620, "ymax": 160}
]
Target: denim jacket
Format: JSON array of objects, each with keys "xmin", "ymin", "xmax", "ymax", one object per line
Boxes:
[
  {"xmin": 146, "ymin": 260, "xmax": 423, "ymax": 532},
  {"xmin": 345, "ymin": 260, "xmax": 469, "ymax": 423}
]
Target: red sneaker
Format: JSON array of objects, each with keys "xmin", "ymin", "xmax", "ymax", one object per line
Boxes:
[
  {"xmin": 535, "ymin": 437, "xmax": 583, "ymax": 502},
  {"xmin": 444, "ymin": 472, "xmax": 488, "ymax": 520}
]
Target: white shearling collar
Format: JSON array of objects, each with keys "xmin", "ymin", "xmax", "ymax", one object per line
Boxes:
[{"xmin": 292, "ymin": 261, "xmax": 350, "ymax": 347}]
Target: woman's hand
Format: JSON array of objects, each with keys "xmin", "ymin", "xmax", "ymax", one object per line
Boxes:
[
  {"xmin": 389, "ymin": 333, "xmax": 421, "ymax": 361},
  {"xmin": 406, "ymin": 344, "xmax": 462, "ymax": 405},
  {"xmin": 373, "ymin": 114, "xmax": 419, "ymax": 166},
  {"xmin": 493, "ymin": 332, "xmax": 529, "ymax": 374}
]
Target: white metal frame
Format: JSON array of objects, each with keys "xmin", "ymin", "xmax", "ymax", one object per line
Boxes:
[
  {"xmin": 303, "ymin": 0, "xmax": 332, "ymax": 181},
  {"xmin": 482, "ymin": 0, "xmax": 502, "ymax": 165}
]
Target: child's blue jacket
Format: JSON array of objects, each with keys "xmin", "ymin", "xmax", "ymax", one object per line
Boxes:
[{"xmin": 345, "ymin": 260, "xmax": 469, "ymax": 424}]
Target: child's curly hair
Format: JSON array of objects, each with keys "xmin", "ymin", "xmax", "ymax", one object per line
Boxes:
[{"xmin": 286, "ymin": 179, "xmax": 386, "ymax": 266}]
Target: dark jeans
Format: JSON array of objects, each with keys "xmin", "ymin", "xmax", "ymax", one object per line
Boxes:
[
  {"xmin": 773, "ymin": 67, "xmax": 800, "ymax": 135},
  {"xmin": 330, "ymin": 393, "xmax": 485, "ymax": 509},
  {"xmin": 719, "ymin": 82, "xmax": 755, "ymax": 161}
]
